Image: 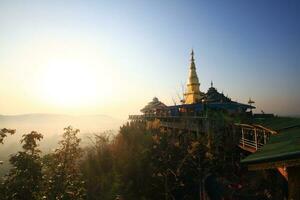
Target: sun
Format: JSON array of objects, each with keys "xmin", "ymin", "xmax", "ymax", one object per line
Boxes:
[{"xmin": 39, "ymin": 60, "xmax": 100, "ymax": 107}]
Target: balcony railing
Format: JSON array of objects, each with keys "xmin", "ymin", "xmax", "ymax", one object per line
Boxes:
[{"xmin": 128, "ymin": 114, "xmax": 207, "ymax": 121}]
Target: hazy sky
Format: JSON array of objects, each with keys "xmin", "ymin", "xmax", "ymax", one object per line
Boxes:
[{"xmin": 0, "ymin": 0, "xmax": 299, "ymax": 118}]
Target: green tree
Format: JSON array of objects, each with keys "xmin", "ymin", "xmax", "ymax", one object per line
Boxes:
[
  {"xmin": 0, "ymin": 128, "xmax": 15, "ymax": 144},
  {"xmin": 81, "ymin": 121, "xmax": 156, "ymax": 200},
  {"xmin": 0, "ymin": 128, "xmax": 16, "ymax": 165},
  {"xmin": 44, "ymin": 126, "xmax": 86, "ymax": 200},
  {"xmin": 150, "ymin": 128, "xmax": 212, "ymax": 200},
  {"xmin": 1, "ymin": 131, "xmax": 43, "ymax": 200},
  {"xmin": 115, "ymin": 122, "xmax": 154, "ymax": 199},
  {"xmin": 81, "ymin": 134, "xmax": 121, "ymax": 200}
]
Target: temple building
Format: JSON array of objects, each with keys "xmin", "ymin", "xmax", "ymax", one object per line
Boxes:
[
  {"xmin": 139, "ymin": 50, "xmax": 254, "ymax": 116},
  {"xmin": 140, "ymin": 97, "xmax": 167, "ymax": 115},
  {"xmin": 129, "ymin": 50, "xmax": 300, "ymax": 199}
]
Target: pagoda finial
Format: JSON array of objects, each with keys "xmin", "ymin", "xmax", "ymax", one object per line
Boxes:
[
  {"xmin": 189, "ymin": 49, "xmax": 196, "ymax": 70},
  {"xmin": 211, "ymin": 80, "xmax": 213, "ymax": 87},
  {"xmin": 191, "ymin": 49, "xmax": 194, "ymax": 61}
]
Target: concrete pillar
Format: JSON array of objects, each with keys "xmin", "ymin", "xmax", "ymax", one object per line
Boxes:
[{"xmin": 288, "ymin": 166, "xmax": 300, "ymax": 200}]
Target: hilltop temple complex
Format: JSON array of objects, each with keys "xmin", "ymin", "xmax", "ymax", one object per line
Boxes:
[
  {"xmin": 129, "ymin": 50, "xmax": 300, "ymax": 199},
  {"xmin": 140, "ymin": 50, "xmax": 253, "ymax": 116}
]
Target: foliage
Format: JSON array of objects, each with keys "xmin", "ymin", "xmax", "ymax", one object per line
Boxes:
[
  {"xmin": 0, "ymin": 128, "xmax": 16, "ymax": 144},
  {"xmin": 43, "ymin": 126, "xmax": 86, "ymax": 200},
  {"xmin": 81, "ymin": 133, "xmax": 119, "ymax": 200},
  {"xmin": 81, "ymin": 119, "xmax": 234, "ymax": 200},
  {"xmin": 115, "ymin": 122, "xmax": 155, "ymax": 199},
  {"xmin": 0, "ymin": 128, "xmax": 16, "ymax": 165},
  {"xmin": 0, "ymin": 116, "xmax": 289, "ymax": 200},
  {"xmin": 0, "ymin": 131, "xmax": 43, "ymax": 200},
  {"xmin": 151, "ymin": 130, "xmax": 212, "ymax": 199},
  {"xmin": 81, "ymin": 121, "xmax": 155, "ymax": 200}
]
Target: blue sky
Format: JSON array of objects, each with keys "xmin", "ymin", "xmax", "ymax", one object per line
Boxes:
[{"xmin": 0, "ymin": 0, "xmax": 299, "ymax": 117}]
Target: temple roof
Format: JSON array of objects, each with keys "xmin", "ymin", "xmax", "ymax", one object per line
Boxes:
[
  {"xmin": 241, "ymin": 117, "xmax": 300, "ymax": 166},
  {"xmin": 141, "ymin": 97, "xmax": 167, "ymax": 113},
  {"xmin": 207, "ymin": 102, "xmax": 254, "ymax": 110},
  {"xmin": 205, "ymin": 82, "xmax": 231, "ymax": 103}
]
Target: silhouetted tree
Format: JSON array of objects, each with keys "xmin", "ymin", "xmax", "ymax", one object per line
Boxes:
[
  {"xmin": 150, "ymin": 128, "xmax": 213, "ymax": 200},
  {"xmin": 81, "ymin": 134, "xmax": 120, "ymax": 200},
  {"xmin": 0, "ymin": 128, "xmax": 15, "ymax": 144},
  {"xmin": 81, "ymin": 121, "xmax": 156, "ymax": 200},
  {"xmin": 0, "ymin": 131, "xmax": 43, "ymax": 200},
  {"xmin": 43, "ymin": 126, "xmax": 86, "ymax": 200}
]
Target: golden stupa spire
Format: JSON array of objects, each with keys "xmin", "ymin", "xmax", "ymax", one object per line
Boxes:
[
  {"xmin": 188, "ymin": 49, "xmax": 199, "ymax": 86},
  {"xmin": 184, "ymin": 49, "xmax": 203, "ymax": 104},
  {"xmin": 191, "ymin": 49, "xmax": 195, "ymax": 63}
]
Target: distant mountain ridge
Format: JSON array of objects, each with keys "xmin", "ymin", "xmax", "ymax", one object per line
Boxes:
[
  {"xmin": 0, "ymin": 113, "xmax": 119, "ymax": 121},
  {"xmin": 0, "ymin": 113, "xmax": 124, "ymax": 176},
  {"xmin": 0, "ymin": 113, "xmax": 123, "ymax": 130},
  {"xmin": 0, "ymin": 113, "xmax": 124, "ymax": 150}
]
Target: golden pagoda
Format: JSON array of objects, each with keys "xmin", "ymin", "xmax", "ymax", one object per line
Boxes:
[{"xmin": 184, "ymin": 50, "xmax": 204, "ymax": 104}]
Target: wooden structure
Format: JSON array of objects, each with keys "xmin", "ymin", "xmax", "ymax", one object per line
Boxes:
[
  {"xmin": 241, "ymin": 124, "xmax": 300, "ymax": 199},
  {"xmin": 235, "ymin": 123, "xmax": 277, "ymax": 153}
]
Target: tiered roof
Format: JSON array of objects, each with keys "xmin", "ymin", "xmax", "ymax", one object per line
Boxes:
[
  {"xmin": 140, "ymin": 97, "xmax": 167, "ymax": 113},
  {"xmin": 241, "ymin": 117, "xmax": 300, "ymax": 169},
  {"xmin": 205, "ymin": 81, "xmax": 231, "ymax": 103}
]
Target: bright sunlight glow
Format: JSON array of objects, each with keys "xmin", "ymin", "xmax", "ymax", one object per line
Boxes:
[{"xmin": 39, "ymin": 60, "xmax": 99, "ymax": 107}]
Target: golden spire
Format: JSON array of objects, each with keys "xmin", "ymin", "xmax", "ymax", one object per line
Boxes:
[
  {"xmin": 187, "ymin": 49, "xmax": 199, "ymax": 86},
  {"xmin": 191, "ymin": 49, "xmax": 195, "ymax": 62},
  {"xmin": 184, "ymin": 49, "xmax": 203, "ymax": 104},
  {"xmin": 190, "ymin": 49, "xmax": 196, "ymax": 70}
]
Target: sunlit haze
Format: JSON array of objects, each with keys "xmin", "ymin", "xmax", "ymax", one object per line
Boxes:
[{"xmin": 0, "ymin": 0, "xmax": 299, "ymax": 119}]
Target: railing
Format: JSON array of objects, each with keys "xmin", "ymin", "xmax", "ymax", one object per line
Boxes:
[
  {"xmin": 129, "ymin": 114, "xmax": 207, "ymax": 121},
  {"xmin": 236, "ymin": 124, "xmax": 289, "ymax": 180},
  {"xmin": 129, "ymin": 114, "xmax": 207, "ymax": 132},
  {"xmin": 129, "ymin": 116, "xmax": 276, "ymax": 153},
  {"xmin": 160, "ymin": 121, "xmax": 202, "ymax": 132},
  {"xmin": 239, "ymin": 138, "xmax": 264, "ymax": 152},
  {"xmin": 236, "ymin": 123, "xmax": 277, "ymax": 152}
]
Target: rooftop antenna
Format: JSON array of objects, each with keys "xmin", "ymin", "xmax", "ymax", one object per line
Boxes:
[
  {"xmin": 248, "ymin": 97, "xmax": 255, "ymax": 105},
  {"xmin": 248, "ymin": 97, "xmax": 255, "ymax": 112}
]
